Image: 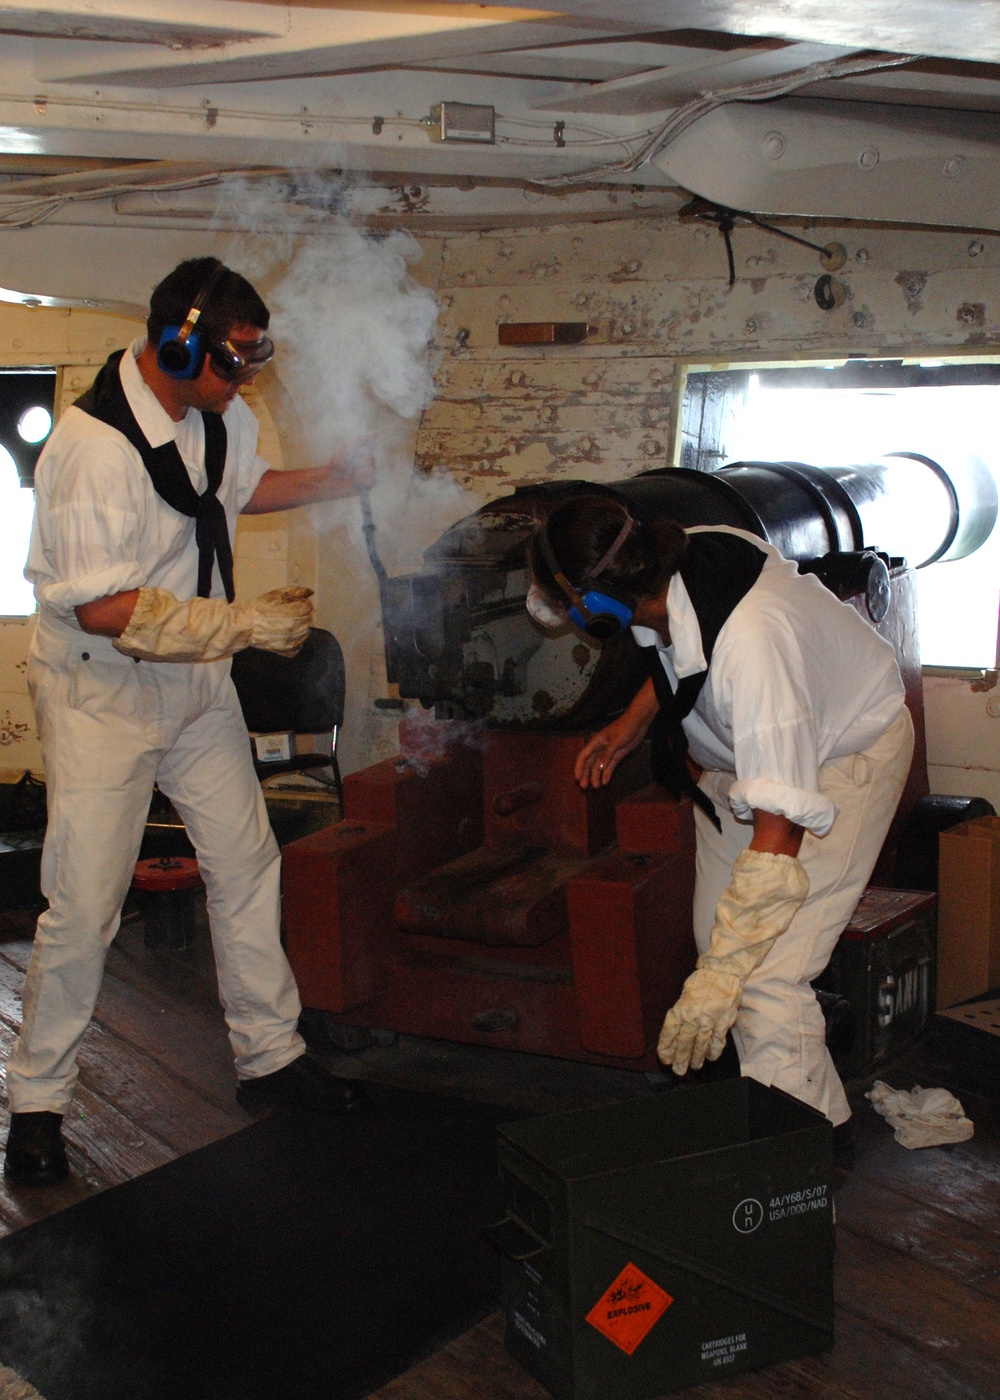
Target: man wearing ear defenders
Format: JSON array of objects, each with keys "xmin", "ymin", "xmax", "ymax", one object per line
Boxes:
[
  {"xmin": 5, "ymin": 257, "xmax": 376, "ymax": 1186},
  {"xmin": 527, "ymin": 494, "xmax": 913, "ymax": 1145}
]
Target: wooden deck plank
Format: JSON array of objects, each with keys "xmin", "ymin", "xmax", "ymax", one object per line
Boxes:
[
  {"xmin": 105, "ymin": 907, "xmax": 228, "ymax": 1009},
  {"xmin": 834, "ymin": 1172, "xmax": 1000, "ymax": 1300},
  {"xmin": 0, "ymin": 1016, "xmax": 174, "ymax": 1180},
  {"xmin": 846, "ymin": 1113, "xmax": 1000, "ymax": 1237},
  {"xmin": 800, "ymin": 1311, "xmax": 1000, "ymax": 1400},
  {"xmin": 0, "ymin": 906, "xmax": 246, "ymax": 1234},
  {"xmin": 0, "ymin": 955, "xmax": 245, "ymax": 1156},
  {"xmin": 0, "ymin": 1143, "xmax": 95, "ymax": 1233},
  {"xmin": 0, "ymin": 942, "xmax": 240, "ymax": 1112},
  {"xmin": 833, "ymin": 1226, "xmax": 1000, "ymax": 1392}
]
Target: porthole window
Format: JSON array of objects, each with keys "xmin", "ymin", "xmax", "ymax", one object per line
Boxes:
[{"xmin": 0, "ymin": 369, "xmax": 56, "ymax": 616}]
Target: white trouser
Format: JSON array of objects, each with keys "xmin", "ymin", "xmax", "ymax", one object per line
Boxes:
[
  {"xmin": 6, "ymin": 646, "xmax": 305, "ymax": 1114},
  {"xmin": 692, "ymin": 707, "xmax": 914, "ymax": 1125}
]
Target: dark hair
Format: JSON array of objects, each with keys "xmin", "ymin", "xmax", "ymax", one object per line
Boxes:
[
  {"xmin": 146, "ymin": 257, "xmax": 270, "ymax": 345},
  {"xmin": 527, "ymin": 493, "xmax": 688, "ymax": 605}
]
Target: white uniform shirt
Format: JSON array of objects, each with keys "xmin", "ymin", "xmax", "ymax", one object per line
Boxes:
[
  {"xmin": 26, "ymin": 340, "xmax": 269, "ymax": 661},
  {"xmin": 631, "ymin": 526, "xmax": 905, "ymax": 836}
]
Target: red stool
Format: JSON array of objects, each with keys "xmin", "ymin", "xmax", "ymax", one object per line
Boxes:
[{"xmin": 132, "ymin": 856, "xmax": 203, "ymax": 951}]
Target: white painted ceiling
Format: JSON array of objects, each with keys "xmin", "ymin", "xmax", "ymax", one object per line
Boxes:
[{"xmin": 1, "ymin": 0, "xmax": 999, "ymax": 238}]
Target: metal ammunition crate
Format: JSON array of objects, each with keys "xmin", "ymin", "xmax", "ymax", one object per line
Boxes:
[
  {"xmin": 491, "ymin": 1079, "xmax": 833, "ymax": 1400},
  {"xmin": 817, "ymin": 887, "xmax": 937, "ymax": 1077}
]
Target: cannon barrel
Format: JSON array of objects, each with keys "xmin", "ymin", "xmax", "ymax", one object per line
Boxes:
[{"xmin": 381, "ymin": 453, "xmax": 997, "ymax": 730}]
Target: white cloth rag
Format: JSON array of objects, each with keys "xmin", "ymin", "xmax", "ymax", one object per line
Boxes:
[{"xmin": 865, "ymin": 1081, "xmax": 974, "ymax": 1149}]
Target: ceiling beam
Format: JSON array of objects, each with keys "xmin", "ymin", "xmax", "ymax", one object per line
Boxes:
[
  {"xmin": 32, "ymin": 5, "xmax": 626, "ymax": 87},
  {"xmin": 423, "ymin": 0, "xmax": 1000, "ymax": 67},
  {"xmin": 0, "ymin": 0, "xmax": 285, "ymax": 44},
  {"xmin": 528, "ymin": 39, "xmax": 862, "ymax": 114},
  {"xmin": 652, "ymin": 96, "xmax": 1000, "ymax": 229}
]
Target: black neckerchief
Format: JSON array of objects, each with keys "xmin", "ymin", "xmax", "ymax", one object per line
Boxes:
[
  {"xmin": 75, "ymin": 349, "xmax": 234, "ymax": 602},
  {"xmin": 643, "ymin": 530, "xmax": 766, "ymax": 831}
]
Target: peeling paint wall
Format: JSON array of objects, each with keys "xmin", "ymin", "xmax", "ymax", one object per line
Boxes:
[
  {"xmin": 421, "ymin": 220, "xmax": 1000, "ymax": 496},
  {"xmin": 0, "ymin": 618, "xmax": 37, "ymax": 777}
]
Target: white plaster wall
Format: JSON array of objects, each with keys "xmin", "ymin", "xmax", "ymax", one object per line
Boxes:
[
  {"xmin": 924, "ymin": 674, "xmax": 1000, "ymax": 812},
  {"xmin": 420, "ymin": 220, "xmax": 1000, "ymax": 493}
]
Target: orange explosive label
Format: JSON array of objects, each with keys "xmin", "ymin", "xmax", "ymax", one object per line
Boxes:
[{"xmin": 585, "ymin": 1262, "xmax": 673, "ymax": 1356}]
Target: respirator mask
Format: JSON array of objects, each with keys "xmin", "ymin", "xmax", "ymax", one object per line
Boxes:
[{"xmin": 532, "ymin": 511, "xmax": 638, "ymax": 640}]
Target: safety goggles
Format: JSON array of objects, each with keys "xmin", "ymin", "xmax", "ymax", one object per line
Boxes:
[{"xmin": 207, "ymin": 334, "xmax": 275, "ymax": 383}]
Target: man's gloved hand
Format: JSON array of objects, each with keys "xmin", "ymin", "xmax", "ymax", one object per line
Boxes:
[
  {"xmin": 113, "ymin": 586, "xmax": 313, "ymax": 663},
  {"xmin": 243, "ymin": 587, "xmax": 314, "ymax": 656},
  {"xmin": 657, "ymin": 966, "xmax": 746, "ymax": 1077},
  {"xmin": 657, "ymin": 848, "xmax": 809, "ymax": 1076}
]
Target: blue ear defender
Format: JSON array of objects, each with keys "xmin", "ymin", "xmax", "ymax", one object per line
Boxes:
[
  {"xmin": 155, "ymin": 260, "xmax": 228, "ymax": 380},
  {"xmin": 567, "ymin": 589, "xmax": 635, "ymax": 638},
  {"xmin": 535, "ymin": 510, "xmax": 638, "ymax": 640},
  {"xmin": 157, "ymin": 324, "xmax": 204, "ymax": 379}
]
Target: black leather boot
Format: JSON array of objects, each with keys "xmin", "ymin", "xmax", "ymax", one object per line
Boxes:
[
  {"xmin": 236, "ymin": 1056, "xmax": 364, "ymax": 1116},
  {"xmin": 4, "ymin": 1111, "xmax": 69, "ymax": 1186}
]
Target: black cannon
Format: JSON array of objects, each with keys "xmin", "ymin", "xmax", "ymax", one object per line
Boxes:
[{"xmin": 379, "ymin": 452, "xmax": 997, "ymax": 729}]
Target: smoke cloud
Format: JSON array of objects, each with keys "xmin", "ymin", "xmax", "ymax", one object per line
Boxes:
[
  {"xmin": 215, "ymin": 171, "xmax": 440, "ymax": 454},
  {"xmin": 211, "ymin": 171, "xmax": 478, "ymax": 771},
  {"xmin": 395, "ymin": 708, "xmax": 489, "ymax": 778},
  {"xmin": 269, "ymin": 215, "xmax": 441, "ymax": 454}
]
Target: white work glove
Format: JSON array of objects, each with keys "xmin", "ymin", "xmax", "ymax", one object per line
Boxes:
[
  {"xmin": 112, "ymin": 586, "xmax": 313, "ymax": 663},
  {"xmin": 658, "ymin": 848, "xmax": 810, "ymax": 1075}
]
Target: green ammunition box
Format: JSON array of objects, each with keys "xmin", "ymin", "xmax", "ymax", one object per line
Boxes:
[
  {"xmin": 818, "ymin": 887, "xmax": 937, "ymax": 1076},
  {"xmin": 492, "ymin": 1078, "xmax": 833, "ymax": 1400}
]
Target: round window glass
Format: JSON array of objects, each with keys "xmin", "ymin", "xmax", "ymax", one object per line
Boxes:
[{"xmin": 17, "ymin": 405, "xmax": 52, "ymax": 444}]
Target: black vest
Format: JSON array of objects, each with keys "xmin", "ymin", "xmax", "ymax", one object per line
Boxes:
[
  {"xmin": 644, "ymin": 530, "xmax": 766, "ymax": 830},
  {"xmin": 75, "ymin": 350, "xmax": 235, "ymax": 602}
]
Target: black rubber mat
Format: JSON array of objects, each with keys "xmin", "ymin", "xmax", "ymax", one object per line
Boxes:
[{"xmin": 0, "ymin": 1083, "xmax": 510, "ymax": 1400}]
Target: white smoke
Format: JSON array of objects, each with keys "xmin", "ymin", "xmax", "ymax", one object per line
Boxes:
[
  {"xmin": 211, "ymin": 171, "xmax": 479, "ymax": 773},
  {"xmin": 269, "ymin": 220, "xmax": 441, "ymax": 454},
  {"xmin": 394, "ymin": 707, "xmax": 490, "ymax": 777},
  {"xmin": 214, "ymin": 171, "xmax": 440, "ymax": 449},
  {"xmin": 208, "ymin": 168, "xmax": 487, "ymax": 571}
]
